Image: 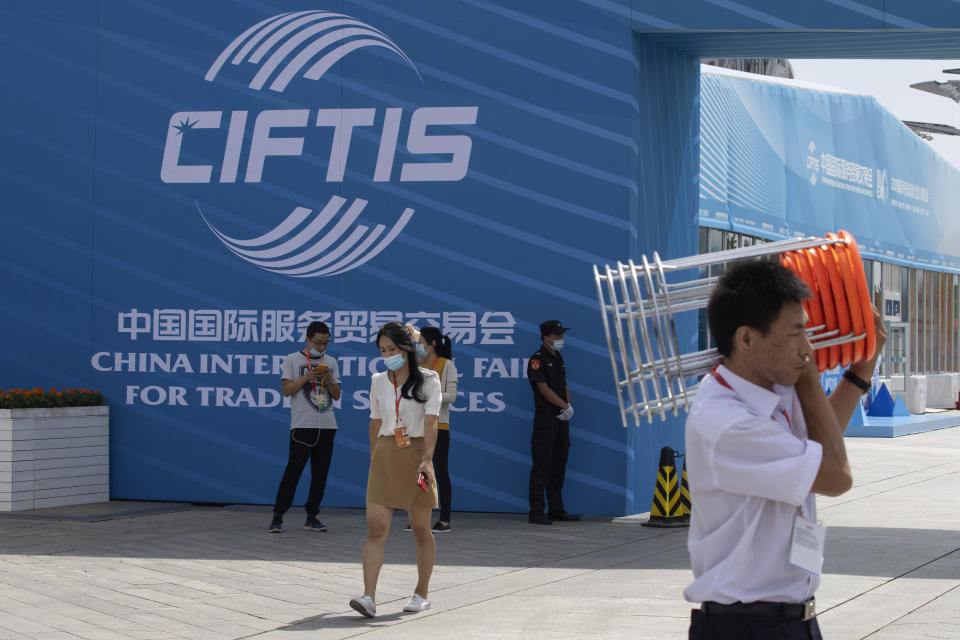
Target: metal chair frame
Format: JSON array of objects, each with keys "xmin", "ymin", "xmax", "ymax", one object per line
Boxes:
[{"xmin": 594, "ymin": 235, "xmax": 865, "ymax": 426}]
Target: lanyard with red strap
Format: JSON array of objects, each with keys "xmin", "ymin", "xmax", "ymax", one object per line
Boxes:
[
  {"xmin": 389, "ymin": 371, "xmax": 413, "ymax": 447},
  {"xmin": 304, "ymin": 345, "xmax": 325, "ymax": 394},
  {"xmin": 711, "ymin": 364, "xmax": 791, "ymax": 428},
  {"xmin": 392, "ymin": 371, "xmax": 403, "ymax": 426}
]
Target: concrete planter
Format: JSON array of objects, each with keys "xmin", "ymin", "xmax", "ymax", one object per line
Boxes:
[
  {"xmin": 925, "ymin": 373, "xmax": 960, "ymax": 409},
  {"xmin": 906, "ymin": 376, "xmax": 927, "ymax": 415},
  {"xmin": 0, "ymin": 406, "xmax": 109, "ymax": 511}
]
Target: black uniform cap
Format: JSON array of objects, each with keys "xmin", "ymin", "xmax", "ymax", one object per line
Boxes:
[{"xmin": 539, "ymin": 320, "xmax": 570, "ymax": 336}]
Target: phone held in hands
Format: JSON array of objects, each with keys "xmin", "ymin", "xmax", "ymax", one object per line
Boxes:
[{"xmin": 417, "ymin": 471, "xmax": 429, "ymax": 492}]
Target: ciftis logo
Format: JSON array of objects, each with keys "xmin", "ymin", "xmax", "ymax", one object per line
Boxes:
[{"xmin": 160, "ymin": 10, "xmax": 478, "ymax": 277}]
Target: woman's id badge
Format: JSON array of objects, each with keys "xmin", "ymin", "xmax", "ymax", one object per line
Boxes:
[
  {"xmin": 789, "ymin": 513, "xmax": 826, "ymax": 576},
  {"xmin": 393, "ymin": 425, "xmax": 411, "ymax": 448}
]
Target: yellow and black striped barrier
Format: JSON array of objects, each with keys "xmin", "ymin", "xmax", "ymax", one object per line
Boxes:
[
  {"xmin": 679, "ymin": 460, "xmax": 691, "ymax": 524},
  {"xmin": 643, "ymin": 447, "xmax": 689, "ymax": 528}
]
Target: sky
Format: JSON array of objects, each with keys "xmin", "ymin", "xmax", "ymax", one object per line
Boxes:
[{"xmin": 790, "ymin": 59, "xmax": 960, "ymax": 172}]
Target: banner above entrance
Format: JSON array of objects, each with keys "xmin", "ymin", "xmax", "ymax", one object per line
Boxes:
[
  {"xmin": 699, "ymin": 67, "xmax": 960, "ymax": 274},
  {"xmin": 627, "ymin": 1, "xmax": 960, "ymax": 59}
]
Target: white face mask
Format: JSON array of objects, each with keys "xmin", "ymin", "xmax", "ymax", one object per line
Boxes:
[
  {"xmin": 552, "ymin": 338, "xmax": 564, "ymax": 350},
  {"xmin": 384, "ymin": 353, "xmax": 406, "ymax": 371}
]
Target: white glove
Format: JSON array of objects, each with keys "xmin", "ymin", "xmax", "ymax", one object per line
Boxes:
[{"xmin": 556, "ymin": 404, "xmax": 574, "ymax": 421}]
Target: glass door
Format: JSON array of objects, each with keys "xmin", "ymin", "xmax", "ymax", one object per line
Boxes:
[{"xmin": 883, "ymin": 322, "xmax": 908, "ymax": 378}]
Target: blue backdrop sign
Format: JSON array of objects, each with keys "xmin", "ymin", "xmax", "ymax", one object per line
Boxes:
[
  {"xmin": 3, "ymin": 1, "xmax": 703, "ymax": 515},
  {"xmin": 12, "ymin": 2, "xmax": 960, "ymax": 516}
]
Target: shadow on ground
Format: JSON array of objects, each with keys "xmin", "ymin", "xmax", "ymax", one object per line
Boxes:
[
  {"xmin": 1, "ymin": 501, "xmax": 957, "ymax": 579},
  {"xmin": 272, "ymin": 610, "xmax": 410, "ymax": 632}
]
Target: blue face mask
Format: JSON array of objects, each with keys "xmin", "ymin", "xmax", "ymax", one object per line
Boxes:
[
  {"xmin": 308, "ymin": 348, "xmax": 324, "ymax": 357},
  {"xmin": 552, "ymin": 338, "xmax": 565, "ymax": 350},
  {"xmin": 415, "ymin": 343, "xmax": 428, "ymax": 360},
  {"xmin": 384, "ymin": 353, "xmax": 406, "ymax": 371}
]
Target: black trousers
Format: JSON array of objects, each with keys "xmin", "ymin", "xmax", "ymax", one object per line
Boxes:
[
  {"xmin": 272, "ymin": 428, "xmax": 336, "ymax": 516},
  {"xmin": 689, "ymin": 608, "xmax": 823, "ymax": 639},
  {"xmin": 528, "ymin": 410, "xmax": 570, "ymax": 516},
  {"xmin": 433, "ymin": 429, "xmax": 452, "ymax": 522}
]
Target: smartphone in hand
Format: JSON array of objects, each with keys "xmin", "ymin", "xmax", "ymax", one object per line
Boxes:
[{"xmin": 417, "ymin": 471, "xmax": 429, "ymax": 492}]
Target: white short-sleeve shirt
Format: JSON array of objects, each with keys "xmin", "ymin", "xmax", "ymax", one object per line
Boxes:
[
  {"xmin": 369, "ymin": 369, "xmax": 442, "ymax": 437},
  {"xmin": 684, "ymin": 364, "xmax": 823, "ymax": 605}
]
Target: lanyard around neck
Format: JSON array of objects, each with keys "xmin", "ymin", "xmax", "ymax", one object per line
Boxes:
[
  {"xmin": 304, "ymin": 347, "xmax": 324, "ymax": 393},
  {"xmin": 711, "ymin": 364, "xmax": 791, "ymax": 428},
  {"xmin": 392, "ymin": 372, "xmax": 402, "ymax": 424}
]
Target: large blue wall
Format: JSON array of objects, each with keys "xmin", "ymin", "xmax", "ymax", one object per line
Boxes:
[
  {"xmin": 0, "ymin": 1, "xmax": 700, "ymax": 515},
  {"xmin": 625, "ymin": 34, "xmax": 699, "ymax": 513},
  {"xmin": 1, "ymin": 3, "xmax": 98, "ymax": 391},
  {"xmin": 11, "ymin": 1, "xmax": 960, "ymax": 516}
]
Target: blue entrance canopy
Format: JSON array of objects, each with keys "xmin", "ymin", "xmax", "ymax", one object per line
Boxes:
[
  {"xmin": 699, "ymin": 67, "xmax": 960, "ymax": 273},
  {"xmin": 627, "ymin": 0, "xmax": 960, "ymax": 58}
]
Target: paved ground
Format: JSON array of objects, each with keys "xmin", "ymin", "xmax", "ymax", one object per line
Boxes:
[{"xmin": 1, "ymin": 426, "xmax": 959, "ymax": 640}]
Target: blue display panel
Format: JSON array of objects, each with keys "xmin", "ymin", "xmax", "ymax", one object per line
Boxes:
[
  {"xmin": 700, "ymin": 69, "xmax": 960, "ymax": 273},
  {"xmin": 2, "ymin": 2, "xmax": 702, "ymax": 515}
]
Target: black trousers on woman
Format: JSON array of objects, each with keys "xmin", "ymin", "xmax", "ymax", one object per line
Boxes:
[{"xmin": 432, "ymin": 429, "xmax": 452, "ymax": 522}]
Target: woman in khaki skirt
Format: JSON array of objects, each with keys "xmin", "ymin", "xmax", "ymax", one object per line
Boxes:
[{"xmin": 349, "ymin": 321, "xmax": 442, "ymax": 618}]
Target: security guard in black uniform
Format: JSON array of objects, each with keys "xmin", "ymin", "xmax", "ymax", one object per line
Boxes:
[{"xmin": 526, "ymin": 320, "xmax": 580, "ymax": 525}]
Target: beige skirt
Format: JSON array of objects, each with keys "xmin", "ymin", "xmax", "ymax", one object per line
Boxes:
[{"xmin": 366, "ymin": 436, "xmax": 438, "ymax": 510}]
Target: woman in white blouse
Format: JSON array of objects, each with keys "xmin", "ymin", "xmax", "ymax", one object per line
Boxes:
[{"xmin": 349, "ymin": 321, "xmax": 442, "ymax": 619}]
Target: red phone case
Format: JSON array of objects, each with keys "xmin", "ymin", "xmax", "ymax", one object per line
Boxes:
[{"xmin": 417, "ymin": 472, "xmax": 429, "ymax": 492}]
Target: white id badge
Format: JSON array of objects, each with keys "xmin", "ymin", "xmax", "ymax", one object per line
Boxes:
[{"xmin": 789, "ymin": 513, "xmax": 826, "ymax": 576}]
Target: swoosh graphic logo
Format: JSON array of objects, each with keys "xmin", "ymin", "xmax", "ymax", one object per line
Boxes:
[
  {"xmin": 197, "ymin": 198, "xmax": 414, "ymax": 277},
  {"xmin": 205, "ymin": 10, "xmax": 420, "ymax": 90},
  {"xmin": 199, "ymin": 10, "xmax": 421, "ymax": 278}
]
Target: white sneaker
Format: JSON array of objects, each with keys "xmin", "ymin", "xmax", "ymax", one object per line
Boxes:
[
  {"xmin": 349, "ymin": 595, "xmax": 376, "ymax": 618},
  {"xmin": 403, "ymin": 594, "xmax": 431, "ymax": 612}
]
